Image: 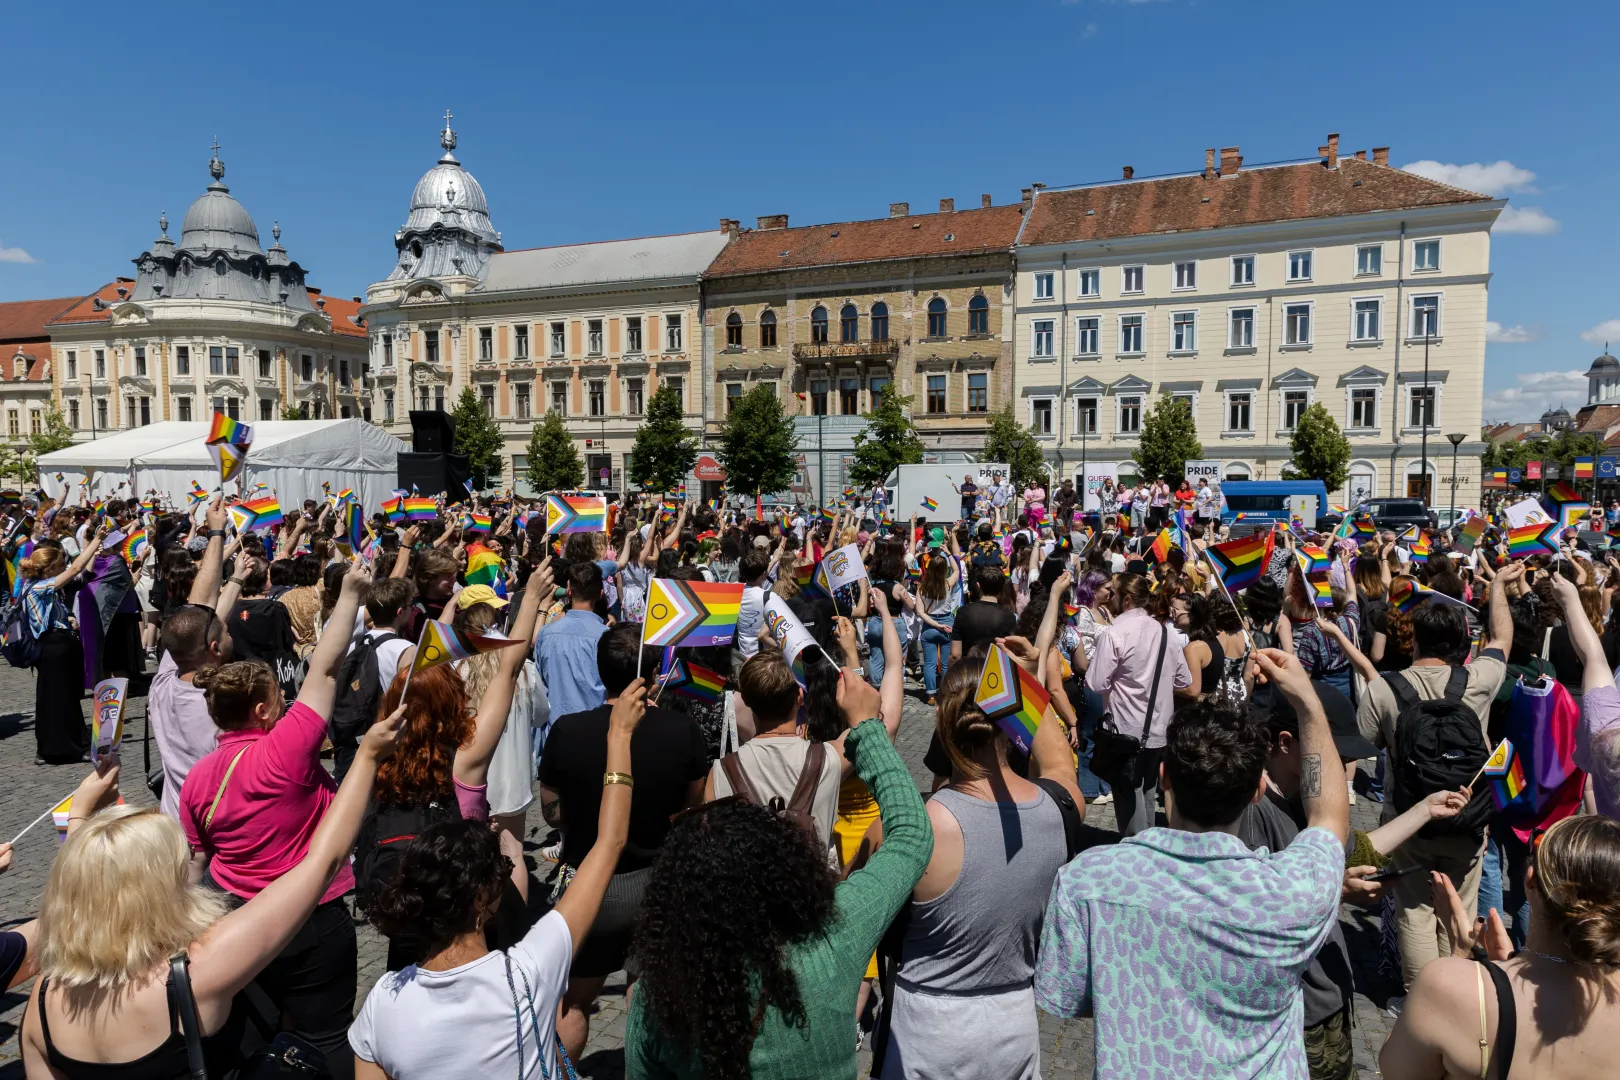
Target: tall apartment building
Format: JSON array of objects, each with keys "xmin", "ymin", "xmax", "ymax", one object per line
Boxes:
[{"xmin": 1012, "ymin": 136, "xmax": 1502, "ymax": 507}]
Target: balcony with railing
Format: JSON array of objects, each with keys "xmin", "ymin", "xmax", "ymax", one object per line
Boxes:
[{"xmin": 791, "ymin": 339, "xmax": 900, "ymax": 364}]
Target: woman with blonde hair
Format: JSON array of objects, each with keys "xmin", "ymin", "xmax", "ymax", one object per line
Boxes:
[{"xmin": 19, "ymin": 529, "xmax": 108, "ymax": 764}]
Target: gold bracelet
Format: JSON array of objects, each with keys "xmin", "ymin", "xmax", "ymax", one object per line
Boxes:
[{"xmin": 603, "ymin": 771, "xmax": 634, "ymax": 789}]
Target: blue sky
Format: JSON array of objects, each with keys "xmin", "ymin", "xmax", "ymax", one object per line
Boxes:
[{"xmin": 1, "ymin": 0, "xmax": 1612, "ymax": 424}]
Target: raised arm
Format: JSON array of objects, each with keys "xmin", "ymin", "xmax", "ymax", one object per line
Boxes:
[
  {"xmin": 1253, "ymin": 648, "xmax": 1349, "ymax": 844},
  {"xmin": 453, "ymin": 559, "xmax": 553, "ymax": 788},
  {"xmin": 50, "ymin": 521, "xmax": 109, "ymax": 590},
  {"xmin": 389, "ymin": 527, "xmax": 417, "ymax": 580},
  {"xmin": 1482, "ymin": 561, "xmax": 1523, "ymax": 654},
  {"xmin": 1317, "ymin": 617, "xmax": 1379, "ymax": 685},
  {"xmin": 293, "ymin": 558, "xmax": 369, "ymax": 717},
  {"xmin": 1549, "ymin": 570, "xmax": 1614, "ymax": 694},
  {"xmin": 871, "ymin": 589, "xmax": 904, "ymax": 739},
  {"xmin": 185, "ymin": 498, "xmax": 231, "ymax": 606}
]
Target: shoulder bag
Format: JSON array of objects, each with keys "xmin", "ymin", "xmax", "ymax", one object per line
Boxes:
[
  {"xmin": 169, "ymin": 952, "xmax": 329, "ymax": 1079},
  {"xmin": 1089, "ymin": 622, "xmax": 1169, "ymax": 781}
]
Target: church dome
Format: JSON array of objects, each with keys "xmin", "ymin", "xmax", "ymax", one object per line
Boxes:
[
  {"xmin": 1586, "ymin": 351, "xmax": 1620, "ymax": 375},
  {"xmin": 402, "ymin": 122, "xmax": 498, "ymax": 243},
  {"xmin": 178, "ymin": 150, "xmax": 262, "ymax": 254}
]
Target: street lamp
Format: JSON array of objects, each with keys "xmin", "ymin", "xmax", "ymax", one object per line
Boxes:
[{"xmin": 1446, "ymin": 432, "xmax": 1465, "ymax": 530}]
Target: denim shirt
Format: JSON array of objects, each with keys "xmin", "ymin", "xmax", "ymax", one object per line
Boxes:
[{"xmin": 533, "ymin": 609, "xmax": 607, "ymax": 724}]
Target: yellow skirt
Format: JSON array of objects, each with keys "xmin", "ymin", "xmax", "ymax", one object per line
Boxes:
[{"xmin": 833, "ymin": 776, "xmax": 881, "ymax": 980}]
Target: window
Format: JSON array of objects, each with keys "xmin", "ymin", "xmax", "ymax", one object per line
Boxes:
[
  {"xmin": 514, "ymin": 384, "xmax": 530, "ymax": 419},
  {"xmin": 870, "ymin": 374, "xmax": 890, "ymax": 409},
  {"xmin": 967, "ymin": 372, "xmax": 987, "ymax": 412},
  {"xmin": 1119, "ymin": 314, "xmax": 1143, "ymax": 354},
  {"xmin": 927, "ymin": 298, "xmax": 947, "ymax": 338},
  {"xmin": 1283, "ymin": 390, "xmax": 1310, "ymax": 429},
  {"xmin": 589, "ymin": 380, "xmax": 605, "ymax": 416},
  {"xmin": 258, "ymin": 349, "xmax": 271, "ymax": 379},
  {"xmin": 1078, "ymin": 268, "xmax": 1100, "ymax": 297},
  {"xmin": 1411, "ymin": 295, "xmax": 1441, "ymax": 338},
  {"xmin": 665, "ymin": 375, "xmax": 683, "ymax": 405},
  {"xmin": 417, "ymin": 387, "xmax": 429, "ymax": 412},
  {"xmin": 425, "ymin": 330, "xmax": 439, "ymax": 365},
  {"xmin": 1284, "ymin": 303, "xmax": 1313, "ymax": 345},
  {"xmin": 588, "ymin": 320, "xmax": 603, "ymax": 356},
  {"xmin": 177, "ymin": 396, "xmax": 192, "ymax": 422},
  {"xmin": 627, "ymin": 378, "xmax": 644, "ymax": 414},
  {"xmin": 1034, "ymin": 272, "xmax": 1054, "ymax": 300},
  {"xmin": 1118, "ymin": 395, "xmax": 1142, "ymax": 434},
  {"xmin": 28, "ymin": 410, "xmax": 40, "ymax": 435},
  {"xmin": 210, "ymin": 346, "xmax": 224, "ymax": 375},
  {"xmin": 550, "ymin": 382, "xmax": 568, "ymax": 415},
  {"xmin": 340, "ymin": 404, "xmax": 352, "ymax": 419},
  {"xmin": 478, "ymin": 327, "xmax": 493, "ymax": 361},
  {"xmin": 5, "ymin": 411, "xmax": 15, "ymax": 436},
  {"xmin": 759, "ymin": 311, "xmax": 776, "ymax": 348},
  {"xmin": 725, "ymin": 312, "xmax": 743, "ymax": 348},
  {"xmin": 1353, "ymin": 299, "xmax": 1382, "ymax": 341},
  {"xmin": 968, "ymin": 295, "xmax": 988, "ymax": 335},
  {"xmin": 871, "ymin": 302, "xmax": 889, "ymax": 342},
  {"xmin": 94, "ymin": 349, "xmax": 105, "ymax": 379},
  {"xmin": 480, "ymin": 384, "xmax": 495, "ymax": 414},
  {"xmin": 1413, "ymin": 240, "xmax": 1440, "ymax": 272},
  {"xmin": 726, "ymin": 383, "xmax": 743, "ymax": 414},
  {"xmin": 1230, "ymin": 308, "xmax": 1255, "ymax": 348},
  {"xmin": 1172, "ymin": 311, "xmax": 1197, "ymax": 352},
  {"xmin": 840, "ymin": 304, "xmax": 859, "ymax": 343},
  {"xmin": 227, "ymin": 396, "xmax": 241, "ymax": 420},
  {"xmin": 225, "ymin": 347, "xmax": 239, "ymax": 376},
  {"xmin": 96, "ymin": 398, "xmax": 108, "ymax": 429},
  {"xmin": 551, "ymin": 322, "xmax": 567, "ymax": 357},
  {"xmin": 810, "ymin": 306, "xmax": 829, "ymax": 344},
  {"xmin": 300, "ymin": 354, "xmax": 313, "ymax": 381},
  {"xmin": 1409, "ymin": 385, "xmax": 1437, "ymax": 428},
  {"xmin": 1357, "ymin": 245, "xmax": 1383, "ymax": 275},
  {"xmin": 1171, "ymin": 392, "xmax": 1196, "ymax": 419},
  {"xmin": 1174, "ymin": 261, "xmax": 1197, "ymax": 290},
  {"xmin": 124, "ymin": 397, "xmax": 135, "ymax": 427},
  {"xmin": 1076, "ymin": 397, "xmax": 1098, "ymax": 435},
  {"xmin": 68, "ymin": 400, "xmax": 80, "ymax": 428},
  {"xmin": 138, "ymin": 397, "xmax": 151, "ymax": 426},
  {"xmin": 514, "ymin": 324, "xmax": 529, "ymax": 359},
  {"xmin": 384, "ymin": 389, "xmax": 396, "ymax": 422},
  {"xmin": 1122, "ymin": 265, "xmax": 1144, "ymax": 293},
  {"xmin": 1032, "ymin": 320, "xmax": 1055, "ymax": 358},
  {"xmin": 926, "ymin": 375, "xmax": 946, "ymax": 414},
  {"xmin": 339, "ymin": 359, "xmax": 350, "ymax": 388},
  {"xmin": 1031, "ymin": 398, "xmax": 1053, "ymax": 434},
  {"xmin": 1230, "ymin": 255, "xmax": 1255, "ymax": 286},
  {"xmin": 1351, "ymin": 387, "xmax": 1377, "ymax": 428},
  {"xmin": 434, "ymin": 386, "xmax": 444, "ymax": 412},
  {"xmin": 382, "ymin": 336, "xmax": 393, "ymax": 368},
  {"xmin": 1075, "ymin": 317, "xmax": 1099, "ymax": 355},
  {"xmin": 134, "ymin": 347, "xmax": 147, "ymax": 377},
  {"xmin": 259, "ymin": 398, "xmax": 273, "ymax": 421},
  {"xmin": 361, "ymin": 397, "xmax": 370, "ymax": 423},
  {"xmin": 1227, "ymin": 392, "xmax": 1252, "ymax": 432},
  {"xmin": 665, "ymin": 313, "xmax": 683, "ymax": 352},
  {"xmin": 811, "ymin": 379, "xmax": 830, "ymax": 415},
  {"xmin": 839, "ymin": 378, "xmax": 859, "ymax": 414},
  {"xmin": 1287, "ymin": 250, "xmax": 1313, "ymax": 281},
  {"xmin": 66, "ymin": 351, "xmax": 77, "ymax": 380}
]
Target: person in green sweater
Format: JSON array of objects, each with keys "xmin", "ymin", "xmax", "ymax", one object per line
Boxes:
[{"xmin": 624, "ymin": 668, "xmax": 932, "ymax": 1080}]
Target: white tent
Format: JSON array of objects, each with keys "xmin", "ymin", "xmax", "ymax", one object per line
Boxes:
[{"xmin": 38, "ymin": 420, "xmax": 410, "ymax": 514}]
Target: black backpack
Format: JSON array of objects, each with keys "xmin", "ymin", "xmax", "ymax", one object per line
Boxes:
[
  {"xmin": 329, "ymin": 632, "xmax": 399, "ymax": 750},
  {"xmin": 1385, "ymin": 667, "xmax": 1493, "ymax": 839},
  {"xmin": 352, "ymin": 798, "xmax": 462, "ymax": 908},
  {"xmin": 0, "ymin": 592, "xmax": 42, "ymax": 669}
]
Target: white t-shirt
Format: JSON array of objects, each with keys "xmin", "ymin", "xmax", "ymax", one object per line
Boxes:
[
  {"xmin": 350, "ymin": 911, "xmax": 572, "ymax": 1080},
  {"xmin": 351, "ymin": 627, "xmax": 411, "ymax": 693}
]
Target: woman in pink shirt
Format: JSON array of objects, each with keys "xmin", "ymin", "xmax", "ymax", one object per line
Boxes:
[{"xmin": 181, "ymin": 559, "xmax": 371, "ymax": 1079}]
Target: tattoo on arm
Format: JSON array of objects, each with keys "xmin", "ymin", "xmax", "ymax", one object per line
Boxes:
[
  {"xmin": 540, "ymin": 798, "xmax": 562, "ymax": 827},
  {"xmin": 1301, "ymin": 754, "xmax": 1323, "ymax": 800}
]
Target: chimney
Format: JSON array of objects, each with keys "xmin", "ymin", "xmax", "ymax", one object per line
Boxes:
[
  {"xmin": 1372, "ymin": 146, "xmax": 1390, "ymax": 166},
  {"xmin": 719, "ymin": 218, "xmax": 740, "ymax": 236},
  {"xmin": 115, "ymin": 286, "xmax": 127, "ymax": 299},
  {"xmin": 1219, "ymin": 146, "xmax": 1242, "ymax": 175},
  {"xmin": 1020, "ymin": 187, "xmax": 1033, "ymax": 207},
  {"xmin": 889, "ymin": 202, "xmax": 909, "ymax": 218},
  {"xmin": 352, "ymin": 296, "xmax": 362, "ymax": 303},
  {"xmin": 939, "ymin": 198, "xmax": 954, "ymax": 213},
  {"xmin": 1122, "ymin": 166, "xmax": 1134, "ymax": 180},
  {"xmin": 756, "ymin": 214, "xmax": 788, "ymax": 230},
  {"xmin": 1354, "ymin": 149, "xmax": 1366, "ymax": 161},
  {"xmin": 1032, "ymin": 182, "xmax": 1047, "ymax": 191},
  {"xmin": 1324, "ymin": 133, "xmax": 1340, "ymax": 168},
  {"xmin": 981, "ymin": 194, "xmax": 993, "ymax": 208},
  {"xmin": 1204, "ymin": 148, "xmax": 1216, "ymax": 181}
]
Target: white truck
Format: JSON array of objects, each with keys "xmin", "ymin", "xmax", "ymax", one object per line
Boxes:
[{"xmin": 889, "ymin": 462, "xmax": 1008, "ymax": 523}]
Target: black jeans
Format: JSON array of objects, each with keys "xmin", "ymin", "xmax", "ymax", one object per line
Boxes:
[{"xmin": 252, "ymin": 896, "xmax": 358, "ymax": 1080}]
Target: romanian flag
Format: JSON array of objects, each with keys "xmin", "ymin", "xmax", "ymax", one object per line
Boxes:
[
  {"xmin": 1574, "ymin": 457, "xmax": 1594, "ymax": 480},
  {"xmin": 1456, "ymin": 515, "xmax": 1489, "ymax": 553},
  {"xmin": 1147, "ymin": 528, "xmax": 1173, "ymax": 564},
  {"xmin": 403, "ymin": 497, "xmax": 438, "ymax": 522},
  {"xmin": 1483, "ymin": 738, "xmax": 1527, "ymax": 811},
  {"xmin": 464, "ymin": 542, "xmax": 506, "ymax": 598},
  {"xmin": 382, "ymin": 498, "xmax": 406, "ymax": 525},
  {"xmin": 1506, "ymin": 521, "xmax": 1559, "ymax": 559},
  {"xmin": 410, "ymin": 619, "xmax": 525, "ymax": 675},
  {"xmin": 120, "ymin": 529, "xmax": 149, "ymax": 563},
  {"xmin": 229, "ymin": 497, "xmax": 282, "ymax": 533},
  {"xmin": 1206, "ymin": 528, "xmax": 1276, "ymax": 593},
  {"xmin": 974, "ymin": 643, "xmax": 1052, "ymax": 756},
  {"xmin": 546, "ymin": 494, "xmax": 607, "ymax": 535},
  {"xmin": 464, "ymin": 512, "xmax": 493, "ymax": 535},
  {"xmin": 206, "ymin": 412, "xmax": 253, "ymax": 448},
  {"xmin": 642, "ymin": 578, "xmax": 744, "ymax": 648},
  {"xmin": 921, "ymin": 496, "xmax": 939, "ymax": 513}
]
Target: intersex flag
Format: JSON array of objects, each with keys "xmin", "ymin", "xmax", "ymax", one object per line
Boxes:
[{"xmin": 208, "ymin": 441, "xmax": 247, "ymax": 484}]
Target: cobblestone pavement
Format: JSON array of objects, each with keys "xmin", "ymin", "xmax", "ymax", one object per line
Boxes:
[{"xmin": 0, "ymin": 665, "xmax": 1398, "ymax": 1078}]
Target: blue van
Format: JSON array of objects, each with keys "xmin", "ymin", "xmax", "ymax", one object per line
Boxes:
[{"xmin": 1218, "ymin": 480, "xmax": 1329, "ymax": 531}]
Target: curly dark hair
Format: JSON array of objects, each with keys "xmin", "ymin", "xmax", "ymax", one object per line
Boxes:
[
  {"xmin": 365, "ymin": 819, "xmax": 510, "ymax": 953},
  {"xmin": 632, "ymin": 799, "xmax": 837, "ymax": 1080}
]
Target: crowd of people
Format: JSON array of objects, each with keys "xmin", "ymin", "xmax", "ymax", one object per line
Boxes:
[{"xmin": 0, "ymin": 475, "xmax": 1616, "ymax": 1080}]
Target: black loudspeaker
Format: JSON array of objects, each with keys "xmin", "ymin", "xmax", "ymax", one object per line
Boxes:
[
  {"xmin": 397, "ymin": 452, "xmax": 471, "ymax": 499},
  {"xmin": 408, "ymin": 410, "xmax": 457, "ymax": 453}
]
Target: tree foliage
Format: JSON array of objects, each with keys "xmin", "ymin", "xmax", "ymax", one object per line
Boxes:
[
  {"xmin": 449, "ymin": 385, "xmax": 504, "ymax": 490},
  {"xmin": 1482, "ymin": 428, "xmax": 1603, "ymax": 479},
  {"xmin": 1281, "ymin": 402, "xmax": 1352, "ymax": 492},
  {"xmin": 627, "ymin": 384, "xmax": 699, "ymax": 492},
  {"xmin": 716, "ymin": 384, "xmax": 799, "ymax": 497},
  {"xmin": 280, "ymin": 403, "xmax": 305, "ymax": 421},
  {"xmin": 1133, "ymin": 394, "xmax": 1204, "ymax": 484},
  {"xmin": 981, "ymin": 404, "xmax": 1046, "ymax": 491},
  {"xmin": 0, "ymin": 408, "xmax": 76, "ymax": 485},
  {"xmin": 848, "ymin": 391, "xmax": 924, "ymax": 490},
  {"xmin": 524, "ymin": 411, "xmax": 584, "ymax": 492}
]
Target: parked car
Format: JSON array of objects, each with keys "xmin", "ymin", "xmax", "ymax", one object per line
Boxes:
[
  {"xmin": 1432, "ymin": 507, "xmax": 1469, "ymax": 531},
  {"xmin": 1355, "ymin": 497, "xmax": 1437, "ymax": 533}
]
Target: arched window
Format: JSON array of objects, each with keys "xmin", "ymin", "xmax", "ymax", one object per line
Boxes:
[
  {"xmin": 725, "ymin": 311, "xmax": 743, "ymax": 348},
  {"xmin": 927, "ymin": 297, "xmax": 947, "ymax": 338},
  {"xmin": 760, "ymin": 309, "xmax": 777, "ymax": 348},
  {"xmin": 840, "ymin": 304, "xmax": 859, "ymax": 343},
  {"xmin": 871, "ymin": 302, "xmax": 889, "ymax": 342},
  {"xmin": 811, "ymin": 306, "xmax": 829, "ymax": 344},
  {"xmin": 968, "ymin": 294, "xmax": 989, "ymax": 335}
]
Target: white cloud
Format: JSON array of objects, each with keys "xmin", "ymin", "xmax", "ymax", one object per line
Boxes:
[
  {"xmin": 1482, "ymin": 370, "xmax": 1587, "ymax": 424},
  {"xmin": 1485, "ymin": 321, "xmax": 1538, "ymax": 344},
  {"xmin": 1493, "ymin": 205, "xmax": 1560, "ymax": 234},
  {"xmin": 1581, "ymin": 320, "xmax": 1620, "ymax": 346},
  {"xmin": 1399, "ymin": 159, "xmax": 1538, "ymax": 196},
  {"xmin": 0, "ymin": 241, "xmax": 35, "ymax": 265},
  {"xmin": 1082, "ymin": 21, "xmax": 1099, "ymax": 36}
]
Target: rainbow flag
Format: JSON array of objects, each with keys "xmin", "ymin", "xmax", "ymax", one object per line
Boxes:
[
  {"xmin": 410, "ymin": 619, "xmax": 526, "ymax": 675},
  {"xmin": 1456, "ymin": 515, "xmax": 1488, "ymax": 553},
  {"xmin": 1206, "ymin": 529, "xmax": 1276, "ymax": 593},
  {"xmin": 921, "ymin": 496, "xmax": 939, "ymax": 513},
  {"xmin": 1329, "ymin": 504, "xmax": 1348, "ymax": 515},
  {"xmin": 660, "ymin": 656, "xmax": 726, "ymax": 704},
  {"xmin": 1506, "ymin": 521, "xmax": 1559, "ymax": 559},
  {"xmin": 332, "ymin": 500, "xmax": 365, "ymax": 555},
  {"xmin": 187, "ymin": 482, "xmax": 209, "ymax": 507},
  {"xmin": 8, "ymin": 538, "xmax": 34, "ymax": 598},
  {"xmin": 1389, "ymin": 578, "xmax": 1428, "ymax": 614},
  {"xmin": 1544, "ymin": 480, "xmax": 1583, "ymax": 505},
  {"xmin": 642, "ymin": 578, "xmax": 744, "ymax": 648},
  {"xmin": 1408, "ymin": 537, "xmax": 1431, "ymax": 565},
  {"xmin": 382, "ymin": 497, "xmax": 405, "ymax": 525},
  {"xmin": 1147, "ymin": 528, "xmax": 1173, "ymax": 564},
  {"xmin": 1574, "ymin": 457, "xmax": 1594, "ymax": 480},
  {"xmin": 818, "ymin": 507, "xmax": 837, "ymax": 526},
  {"xmin": 464, "ymin": 542, "xmax": 506, "ymax": 598},
  {"xmin": 138, "ymin": 497, "xmax": 156, "ymax": 514},
  {"xmin": 1062, "ymin": 602, "xmax": 1080, "ymax": 623},
  {"xmin": 974, "ymin": 643, "xmax": 1052, "ymax": 756},
  {"xmin": 228, "ymin": 497, "xmax": 282, "ymax": 533},
  {"xmin": 206, "ymin": 412, "xmax": 253, "ymax": 448},
  {"xmin": 1482, "ymin": 738, "xmax": 1527, "ymax": 810},
  {"xmin": 1350, "ymin": 516, "xmax": 1377, "ymax": 539},
  {"xmin": 464, "ymin": 512, "xmax": 493, "ymax": 535},
  {"xmin": 545, "ymin": 494, "xmax": 607, "ymax": 535},
  {"xmin": 120, "ymin": 529, "xmax": 149, "ymax": 563},
  {"xmin": 403, "ymin": 497, "xmax": 438, "ymax": 522},
  {"xmin": 1296, "ymin": 544, "xmax": 1332, "ymax": 576}
]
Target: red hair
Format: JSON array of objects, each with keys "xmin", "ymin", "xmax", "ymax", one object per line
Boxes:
[{"xmin": 372, "ymin": 664, "xmax": 473, "ymax": 806}]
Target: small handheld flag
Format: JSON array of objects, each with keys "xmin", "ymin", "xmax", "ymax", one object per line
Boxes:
[
  {"xmin": 1206, "ymin": 529, "xmax": 1276, "ymax": 593},
  {"xmin": 642, "ymin": 578, "xmax": 745, "ymax": 648},
  {"xmin": 973, "ymin": 644, "xmax": 1052, "ymax": 756},
  {"xmin": 1147, "ymin": 528, "xmax": 1173, "ymax": 565},
  {"xmin": 1456, "ymin": 515, "xmax": 1488, "ymax": 554},
  {"xmin": 464, "ymin": 542, "xmax": 507, "ymax": 598},
  {"xmin": 921, "ymin": 496, "xmax": 939, "ymax": 513},
  {"xmin": 402, "ymin": 497, "xmax": 438, "ymax": 522},
  {"xmin": 229, "ymin": 497, "xmax": 283, "ymax": 533},
  {"xmin": 208, "ymin": 441, "xmax": 247, "ymax": 484},
  {"xmin": 1506, "ymin": 521, "xmax": 1559, "ymax": 559},
  {"xmin": 206, "ymin": 413, "xmax": 253, "ymax": 448},
  {"xmin": 659, "ymin": 657, "xmax": 726, "ymax": 704},
  {"xmin": 410, "ymin": 619, "xmax": 525, "ymax": 676},
  {"xmin": 546, "ymin": 494, "xmax": 607, "ymax": 535},
  {"xmin": 464, "ymin": 512, "xmax": 493, "ymax": 535}
]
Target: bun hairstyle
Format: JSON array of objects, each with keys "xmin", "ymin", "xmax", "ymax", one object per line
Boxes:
[
  {"xmin": 1533, "ymin": 815, "xmax": 1620, "ymax": 967},
  {"xmin": 191, "ymin": 660, "xmax": 277, "ymax": 731},
  {"xmin": 21, "ymin": 546, "xmax": 63, "ymax": 580},
  {"xmin": 935, "ymin": 653, "xmax": 999, "ymax": 780}
]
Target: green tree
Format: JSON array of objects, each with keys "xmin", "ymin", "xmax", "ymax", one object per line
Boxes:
[
  {"xmin": 0, "ymin": 407, "xmax": 77, "ymax": 485},
  {"xmin": 1132, "ymin": 393, "xmax": 1204, "ymax": 484},
  {"xmin": 280, "ymin": 403, "xmax": 305, "ymax": 420},
  {"xmin": 716, "ymin": 384, "xmax": 799, "ymax": 498},
  {"xmin": 1281, "ymin": 402, "xmax": 1352, "ymax": 491},
  {"xmin": 627, "ymin": 384, "xmax": 699, "ymax": 492},
  {"xmin": 982, "ymin": 404, "xmax": 1046, "ymax": 491},
  {"xmin": 524, "ymin": 411, "xmax": 584, "ymax": 492},
  {"xmin": 449, "ymin": 386, "xmax": 504, "ymax": 490},
  {"xmin": 848, "ymin": 391, "xmax": 925, "ymax": 490}
]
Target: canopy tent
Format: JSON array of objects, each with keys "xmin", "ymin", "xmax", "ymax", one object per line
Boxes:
[{"xmin": 37, "ymin": 420, "xmax": 410, "ymax": 514}]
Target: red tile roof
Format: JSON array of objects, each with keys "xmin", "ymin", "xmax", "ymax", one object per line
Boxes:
[
  {"xmin": 308, "ymin": 291, "xmax": 367, "ymax": 339},
  {"xmin": 1575, "ymin": 405, "xmax": 1620, "ymax": 436},
  {"xmin": 0, "ymin": 345, "xmax": 50, "ymax": 382},
  {"xmin": 47, "ymin": 280, "xmax": 137, "ymax": 327},
  {"xmin": 1019, "ymin": 157, "xmax": 1495, "ymax": 247},
  {"xmin": 0, "ymin": 296, "xmax": 84, "ymax": 343},
  {"xmin": 705, "ymin": 204, "xmax": 1025, "ymax": 277}
]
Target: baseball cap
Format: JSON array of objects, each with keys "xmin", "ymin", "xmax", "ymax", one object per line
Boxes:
[
  {"xmin": 928, "ymin": 527, "xmax": 945, "ymax": 549},
  {"xmin": 457, "ymin": 584, "xmax": 509, "ymax": 610}
]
